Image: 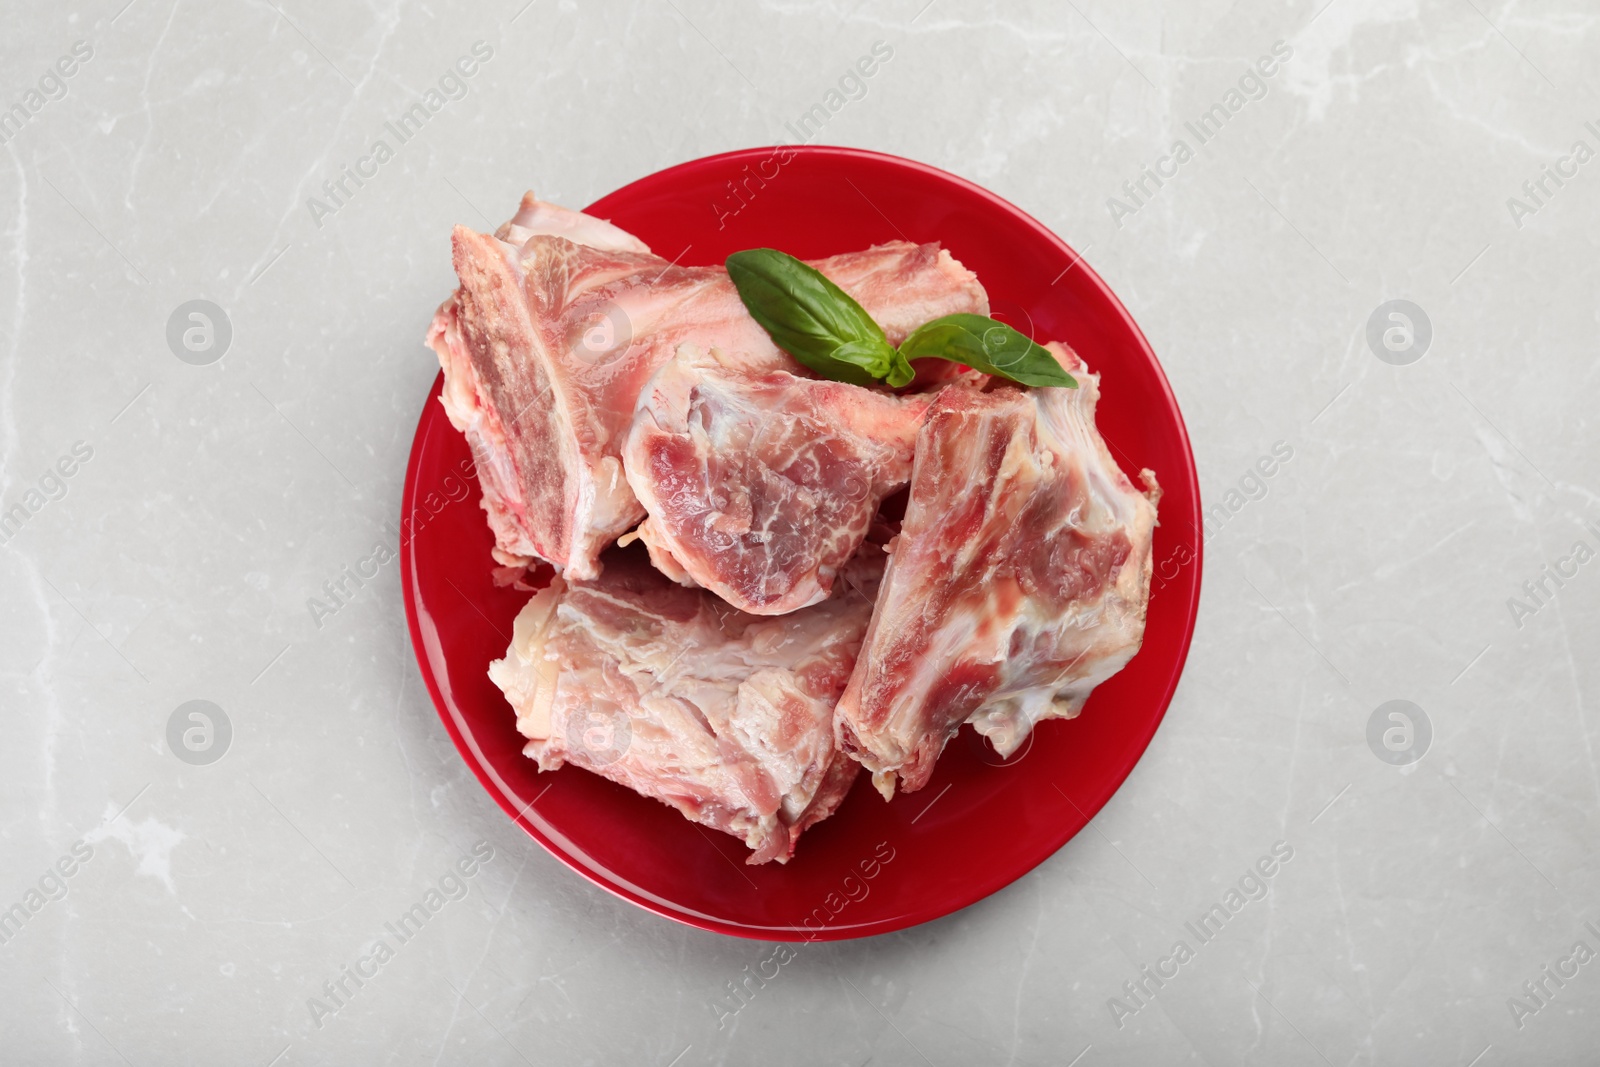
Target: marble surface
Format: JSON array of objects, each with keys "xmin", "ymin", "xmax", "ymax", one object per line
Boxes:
[{"xmin": 3, "ymin": 0, "xmax": 1598, "ymax": 1063}]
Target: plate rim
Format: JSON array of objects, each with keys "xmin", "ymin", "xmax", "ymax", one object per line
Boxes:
[{"xmin": 400, "ymin": 144, "xmax": 1203, "ymax": 941}]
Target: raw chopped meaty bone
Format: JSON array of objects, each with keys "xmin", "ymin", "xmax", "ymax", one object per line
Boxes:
[
  {"xmin": 834, "ymin": 344, "xmax": 1160, "ymax": 798},
  {"xmin": 426, "ymin": 191, "xmax": 989, "ymax": 580},
  {"xmin": 624, "ymin": 344, "xmax": 935, "ymax": 615},
  {"xmin": 489, "ymin": 546, "xmax": 886, "ymax": 864}
]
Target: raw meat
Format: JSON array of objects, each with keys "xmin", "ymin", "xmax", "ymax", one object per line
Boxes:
[
  {"xmin": 489, "ymin": 546, "xmax": 886, "ymax": 863},
  {"xmin": 834, "ymin": 344, "xmax": 1160, "ymax": 797},
  {"xmin": 427, "ymin": 192, "xmax": 987, "ymax": 580},
  {"xmin": 623, "ymin": 344, "xmax": 937, "ymax": 615}
]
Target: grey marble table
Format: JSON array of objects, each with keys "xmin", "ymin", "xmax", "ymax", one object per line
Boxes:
[{"xmin": 3, "ymin": 1, "xmax": 1597, "ymax": 1064}]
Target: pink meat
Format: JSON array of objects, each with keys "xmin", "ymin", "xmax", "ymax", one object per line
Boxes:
[
  {"xmin": 834, "ymin": 345, "xmax": 1160, "ymax": 797},
  {"xmin": 427, "ymin": 192, "xmax": 988, "ymax": 580},
  {"xmin": 489, "ymin": 546, "xmax": 885, "ymax": 864},
  {"xmin": 623, "ymin": 346, "xmax": 940, "ymax": 615}
]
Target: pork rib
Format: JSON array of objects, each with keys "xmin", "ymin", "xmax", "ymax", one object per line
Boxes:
[
  {"xmin": 623, "ymin": 345, "xmax": 939, "ymax": 615},
  {"xmin": 489, "ymin": 546, "xmax": 884, "ymax": 863},
  {"xmin": 834, "ymin": 345, "xmax": 1160, "ymax": 797},
  {"xmin": 427, "ymin": 192, "xmax": 987, "ymax": 580}
]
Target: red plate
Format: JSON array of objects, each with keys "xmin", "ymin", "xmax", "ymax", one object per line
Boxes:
[{"xmin": 401, "ymin": 147, "xmax": 1201, "ymax": 940}]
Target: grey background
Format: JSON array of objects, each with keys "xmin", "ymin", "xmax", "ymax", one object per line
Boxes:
[{"xmin": 2, "ymin": 0, "xmax": 1596, "ymax": 1064}]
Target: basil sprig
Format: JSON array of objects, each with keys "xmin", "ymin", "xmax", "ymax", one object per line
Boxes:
[{"xmin": 725, "ymin": 248, "xmax": 1076, "ymax": 390}]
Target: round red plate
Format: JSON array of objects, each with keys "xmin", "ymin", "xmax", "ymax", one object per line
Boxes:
[{"xmin": 401, "ymin": 146, "xmax": 1202, "ymax": 940}]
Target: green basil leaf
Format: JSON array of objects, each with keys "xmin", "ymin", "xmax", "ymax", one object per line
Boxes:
[
  {"xmin": 884, "ymin": 348, "xmax": 916, "ymax": 389},
  {"xmin": 726, "ymin": 249, "xmax": 896, "ymax": 387},
  {"xmin": 896, "ymin": 321, "xmax": 974, "ymax": 362},
  {"xmin": 898, "ymin": 313, "xmax": 1078, "ymax": 388}
]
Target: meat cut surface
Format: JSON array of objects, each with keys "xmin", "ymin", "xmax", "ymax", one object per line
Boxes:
[
  {"xmin": 834, "ymin": 345, "xmax": 1160, "ymax": 797},
  {"xmin": 489, "ymin": 546, "xmax": 884, "ymax": 863},
  {"xmin": 624, "ymin": 345, "xmax": 936, "ymax": 615},
  {"xmin": 427, "ymin": 192, "xmax": 987, "ymax": 580}
]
